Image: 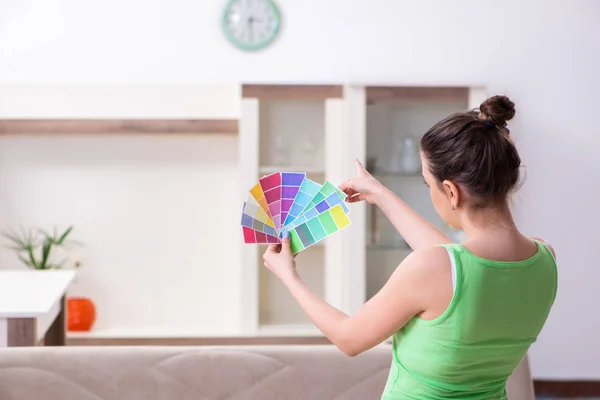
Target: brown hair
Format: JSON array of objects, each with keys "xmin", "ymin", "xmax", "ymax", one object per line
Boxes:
[{"xmin": 420, "ymin": 95, "xmax": 521, "ymax": 208}]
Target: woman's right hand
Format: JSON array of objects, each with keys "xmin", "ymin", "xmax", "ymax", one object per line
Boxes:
[{"xmin": 339, "ymin": 160, "xmax": 386, "ymax": 205}]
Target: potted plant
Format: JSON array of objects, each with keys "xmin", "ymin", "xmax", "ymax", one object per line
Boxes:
[{"xmin": 1, "ymin": 226, "xmax": 96, "ymax": 332}]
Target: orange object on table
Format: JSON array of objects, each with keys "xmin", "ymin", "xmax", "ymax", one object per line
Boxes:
[{"xmin": 67, "ymin": 297, "xmax": 96, "ymax": 332}]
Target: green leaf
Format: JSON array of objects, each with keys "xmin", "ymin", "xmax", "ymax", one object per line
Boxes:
[
  {"xmin": 22, "ymin": 226, "xmax": 34, "ymax": 245},
  {"xmin": 57, "ymin": 226, "xmax": 73, "ymax": 245},
  {"xmin": 21, "ymin": 228, "xmax": 38, "ymax": 249},
  {"xmin": 40, "ymin": 239, "xmax": 52, "ymax": 269},
  {"xmin": 26, "ymin": 246, "xmax": 39, "ymax": 269},
  {"xmin": 1, "ymin": 230, "xmax": 27, "ymax": 249},
  {"xmin": 3, "ymin": 226, "xmax": 79, "ymax": 269},
  {"xmin": 38, "ymin": 228, "xmax": 53, "ymax": 241},
  {"xmin": 17, "ymin": 255, "xmax": 35, "ymax": 268},
  {"xmin": 7, "ymin": 245, "xmax": 26, "ymax": 251}
]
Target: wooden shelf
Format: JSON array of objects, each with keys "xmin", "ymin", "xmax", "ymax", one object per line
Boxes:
[
  {"xmin": 0, "ymin": 119, "xmax": 239, "ymax": 134},
  {"xmin": 242, "ymin": 84, "xmax": 343, "ymax": 100},
  {"xmin": 366, "ymin": 86, "xmax": 470, "ymax": 103},
  {"xmin": 259, "ymin": 165, "xmax": 325, "ymax": 175}
]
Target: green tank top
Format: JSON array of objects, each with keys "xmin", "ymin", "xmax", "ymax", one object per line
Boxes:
[{"xmin": 382, "ymin": 240, "xmax": 557, "ymax": 399}]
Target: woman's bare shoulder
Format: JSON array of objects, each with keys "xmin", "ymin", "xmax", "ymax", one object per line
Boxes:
[
  {"xmin": 399, "ymin": 245, "xmax": 453, "ymax": 277},
  {"xmin": 530, "ymin": 237, "xmax": 557, "ymax": 259}
]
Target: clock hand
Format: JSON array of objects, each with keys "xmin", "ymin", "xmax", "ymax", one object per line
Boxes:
[{"xmin": 248, "ymin": 17, "xmax": 254, "ymax": 42}]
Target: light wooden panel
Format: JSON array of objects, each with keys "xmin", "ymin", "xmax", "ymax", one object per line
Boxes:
[
  {"xmin": 0, "ymin": 119, "xmax": 239, "ymax": 134},
  {"xmin": 533, "ymin": 381, "xmax": 600, "ymax": 397},
  {"xmin": 242, "ymin": 85, "xmax": 343, "ymax": 100},
  {"xmin": 366, "ymin": 86, "xmax": 470, "ymax": 103},
  {"xmin": 7, "ymin": 318, "xmax": 36, "ymax": 346},
  {"xmin": 43, "ymin": 296, "xmax": 66, "ymax": 346}
]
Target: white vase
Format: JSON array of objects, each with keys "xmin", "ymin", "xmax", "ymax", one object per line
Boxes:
[{"xmin": 400, "ymin": 137, "xmax": 421, "ymax": 174}]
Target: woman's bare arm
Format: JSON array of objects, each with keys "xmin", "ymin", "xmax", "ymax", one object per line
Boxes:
[{"xmin": 340, "ymin": 160, "xmax": 453, "ymax": 250}]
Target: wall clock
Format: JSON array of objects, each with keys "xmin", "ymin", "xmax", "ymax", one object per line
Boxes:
[{"xmin": 222, "ymin": 0, "xmax": 281, "ymax": 51}]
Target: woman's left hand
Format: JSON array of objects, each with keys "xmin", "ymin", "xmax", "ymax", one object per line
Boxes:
[{"xmin": 263, "ymin": 234, "xmax": 298, "ymax": 283}]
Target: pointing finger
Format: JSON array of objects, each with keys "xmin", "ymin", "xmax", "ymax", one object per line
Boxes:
[{"xmin": 355, "ymin": 159, "xmax": 369, "ymax": 177}]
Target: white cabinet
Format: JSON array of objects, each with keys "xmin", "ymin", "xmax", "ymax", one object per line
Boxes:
[
  {"xmin": 238, "ymin": 85, "xmax": 358, "ymax": 335},
  {"xmin": 351, "ymin": 85, "xmax": 486, "ymax": 303},
  {"xmin": 238, "ymin": 84, "xmax": 486, "ymax": 336}
]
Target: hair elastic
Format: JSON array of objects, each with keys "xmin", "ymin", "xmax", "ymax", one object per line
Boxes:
[{"xmin": 485, "ymin": 121, "xmax": 495, "ymax": 127}]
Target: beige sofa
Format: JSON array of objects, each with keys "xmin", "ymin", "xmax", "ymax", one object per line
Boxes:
[{"xmin": 0, "ymin": 344, "xmax": 534, "ymax": 399}]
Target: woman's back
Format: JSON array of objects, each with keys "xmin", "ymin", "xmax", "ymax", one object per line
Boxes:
[{"xmin": 382, "ymin": 240, "xmax": 558, "ymax": 399}]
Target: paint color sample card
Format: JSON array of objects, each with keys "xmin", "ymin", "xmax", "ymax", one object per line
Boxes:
[
  {"xmin": 280, "ymin": 191, "xmax": 349, "ymax": 237},
  {"xmin": 289, "ymin": 203, "xmax": 351, "ymax": 254},
  {"xmin": 241, "ymin": 201, "xmax": 278, "ymax": 237},
  {"xmin": 259, "ymin": 172, "xmax": 283, "ymax": 231},
  {"xmin": 283, "ymin": 178, "xmax": 321, "ymax": 227},
  {"xmin": 298, "ymin": 181, "xmax": 347, "ymax": 218},
  {"xmin": 279, "ymin": 172, "xmax": 306, "ymax": 230},
  {"xmin": 242, "ymin": 172, "xmax": 351, "ymax": 254},
  {"xmin": 242, "ymin": 226, "xmax": 280, "ymax": 244}
]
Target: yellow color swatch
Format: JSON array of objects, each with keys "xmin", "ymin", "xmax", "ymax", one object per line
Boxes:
[
  {"xmin": 330, "ymin": 204, "xmax": 350, "ymax": 229},
  {"xmin": 250, "ymin": 183, "xmax": 263, "ymax": 200},
  {"xmin": 250, "ymin": 183, "xmax": 273, "ymax": 219}
]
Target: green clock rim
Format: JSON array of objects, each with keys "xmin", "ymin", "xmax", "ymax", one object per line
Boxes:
[{"xmin": 221, "ymin": 0, "xmax": 281, "ymax": 51}]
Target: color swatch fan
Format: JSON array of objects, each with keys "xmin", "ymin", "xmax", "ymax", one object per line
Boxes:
[{"xmin": 241, "ymin": 172, "xmax": 351, "ymax": 254}]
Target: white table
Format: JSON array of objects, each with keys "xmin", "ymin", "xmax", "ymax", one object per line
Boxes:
[{"xmin": 0, "ymin": 270, "xmax": 75, "ymax": 347}]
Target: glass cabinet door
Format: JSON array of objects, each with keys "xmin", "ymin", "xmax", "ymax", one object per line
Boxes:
[{"xmin": 364, "ymin": 87, "xmax": 472, "ymax": 300}]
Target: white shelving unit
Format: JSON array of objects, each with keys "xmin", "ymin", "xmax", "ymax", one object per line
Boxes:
[
  {"xmin": 238, "ymin": 85, "xmax": 362, "ymax": 336},
  {"xmin": 238, "ymin": 84, "xmax": 486, "ymax": 337},
  {"xmin": 58, "ymin": 84, "xmax": 486, "ymax": 342}
]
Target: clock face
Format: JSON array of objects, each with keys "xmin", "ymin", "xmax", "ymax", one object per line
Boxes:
[{"xmin": 222, "ymin": 0, "xmax": 281, "ymax": 51}]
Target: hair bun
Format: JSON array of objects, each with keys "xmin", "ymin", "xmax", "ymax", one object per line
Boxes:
[{"xmin": 479, "ymin": 95, "xmax": 516, "ymax": 127}]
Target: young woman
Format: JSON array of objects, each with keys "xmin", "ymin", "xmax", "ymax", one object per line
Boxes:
[{"xmin": 263, "ymin": 95, "xmax": 558, "ymax": 399}]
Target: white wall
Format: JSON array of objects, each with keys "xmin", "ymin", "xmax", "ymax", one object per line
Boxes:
[{"xmin": 0, "ymin": 0, "xmax": 598, "ymax": 379}]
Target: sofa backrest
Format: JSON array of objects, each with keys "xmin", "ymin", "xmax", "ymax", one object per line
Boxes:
[
  {"xmin": 0, "ymin": 345, "xmax": 392, "ymax": 400},
  {"xmin": 0, "ymin": 344, "xmax": 535, "ymax": 400}
]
